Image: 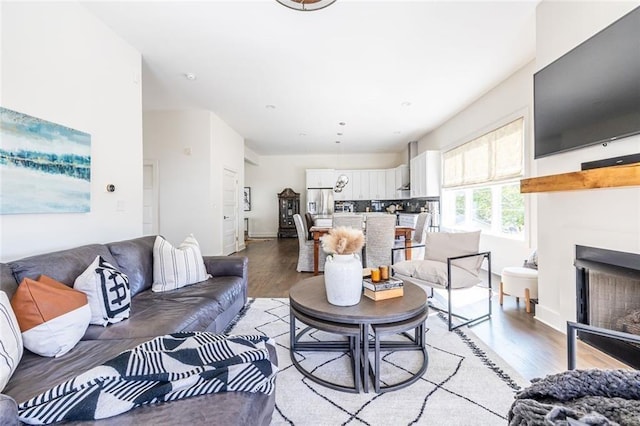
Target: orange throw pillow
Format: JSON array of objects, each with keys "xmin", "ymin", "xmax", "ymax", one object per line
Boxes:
[{"xmin": 11, "ymin": 275, "xmax": 91, "ymax": 357}]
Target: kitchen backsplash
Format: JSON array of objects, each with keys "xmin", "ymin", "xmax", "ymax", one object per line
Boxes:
[{"xmin": 338, "ymin": 197, "xmax": 439, "ymax": 214}]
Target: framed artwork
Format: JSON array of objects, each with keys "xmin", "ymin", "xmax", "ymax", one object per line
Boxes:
[
  {"xmin": 244, "ymin": 187, "xmax": 251, "ymax": 211},
  {"xmin": 0, "ymin": 107, "xmax": 91, "ymax": 214}
]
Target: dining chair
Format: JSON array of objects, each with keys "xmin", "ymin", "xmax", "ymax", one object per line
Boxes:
[
  {"xmin": 332, "ymin": 215, "xmax": 364, "ymax": 229},
  {"xmin": 364, "ymin": 215, "xmax": 397, "ymax": 269},
  {"xmin": 293, "ymin": 214, "xmax": 326, "ymax": 272},
  {"xmin": 391, "ymin": 230, "xmax": 491, "ymax": 331},
  {"xmin": 394, "ymin": 212, "xmax": 431, "ymax": 262}
]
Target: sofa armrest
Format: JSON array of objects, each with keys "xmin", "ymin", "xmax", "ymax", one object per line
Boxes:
[
  {"xmin": 203, "ymin": 256, "xmax": 248, "ymax": 280},
  {"xmin": 0, "ymin": 394, "xmax": 18, "ymax": 426}
]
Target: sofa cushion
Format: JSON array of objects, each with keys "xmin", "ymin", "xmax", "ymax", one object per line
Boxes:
[
  {"xmin": 74, "ymin": 256, "xmax": 131, "ymax": 326},
  {"xmin": 9, "ymin": 244, "xmax": 119, "ymax": 290},
  {"xmin": 81, "ymin": 276, "xmax": 243, "ymax": 340},
  {"xmin": 424, "ymin": 231, "xmax": 483, "ymax": 273},
  {"xmin": 152, "ymin": 235, "xmax": 210, "ymax": 292},
  {"xmin": 0, "ymin": 291, "xmax": 22, "ymax": 392},
  {"xmin": 106, "ymin": 236, "xmax": 155, "ymax": 297},
  {"xmin": 11, "ymin": 276, "xmax": 90, "ymax": 358}
]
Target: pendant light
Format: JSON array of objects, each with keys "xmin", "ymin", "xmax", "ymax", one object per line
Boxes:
[{"xmin": 276, "ymin": 0, "xmax": 337, "ymax": 12}]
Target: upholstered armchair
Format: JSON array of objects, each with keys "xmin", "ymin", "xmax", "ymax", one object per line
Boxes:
[
  {"xmin": 391, "ymin": 230, "xmax": 491, "ymax": 331},
  {"xmin": 293, "ymin": 214, "xmax": 326, "ymax": 272},
  {"xmin": 394, "ymin": 212, "xmax": 431, "ymax": 262}
]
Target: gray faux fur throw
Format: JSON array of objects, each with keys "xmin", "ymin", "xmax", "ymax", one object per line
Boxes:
[{"xmin": 509, "ymin": 369, "xmax": 640, "ymax": 425}]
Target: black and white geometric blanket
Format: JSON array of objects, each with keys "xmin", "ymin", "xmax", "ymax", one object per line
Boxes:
[{"xmin": 18, "ymin": 332, "xmax": 278, "ymax": 425}]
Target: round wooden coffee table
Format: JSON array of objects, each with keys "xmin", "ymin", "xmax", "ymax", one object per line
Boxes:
[{"xmin": 289, "ymin": 275, "xmax": 429, "ymax": 393}]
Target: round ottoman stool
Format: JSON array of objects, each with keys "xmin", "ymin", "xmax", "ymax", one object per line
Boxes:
[{"xmin": 500, "ymin": 266, "xmax": 538, "ymax": 313}]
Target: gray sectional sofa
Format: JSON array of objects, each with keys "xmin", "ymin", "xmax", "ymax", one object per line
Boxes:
[{"xmin": 0, "ymin": 235, "xmax": 276, "ymax": 425}]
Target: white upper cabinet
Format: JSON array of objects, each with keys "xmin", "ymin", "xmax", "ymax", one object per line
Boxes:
[
  {"xmin": 350, "ymin": 170, "xmax": 368, "ymax": 200},
  {"xmin": 410, "ymin": 151, "xmax": 441, "ymax": 198},
  {"xmin": 306, "ymin": 169, "xmax": 335, "ymax": 188},
  {"xmin": 368, "ymin": 170, "xmax": 386, "ymax": 200},
  {"xmin": 385, "ymin": 169, "xmax": 396, "ymax": 199}
]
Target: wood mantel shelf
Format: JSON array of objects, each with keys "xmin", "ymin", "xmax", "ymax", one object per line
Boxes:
[{"xmin": 520, "ymin": 163, "xmax": 640, "ymax": 193}]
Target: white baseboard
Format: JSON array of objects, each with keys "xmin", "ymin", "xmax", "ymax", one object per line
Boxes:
[
  {"xmin": 248, "ymin": 232, "xmax": 278, "ymax": 239},
  {"xmin": 534, "ymin": 304, "xmax": 563, "ymax": 333}
]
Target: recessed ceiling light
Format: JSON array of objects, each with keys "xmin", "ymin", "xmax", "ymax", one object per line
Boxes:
[
  {"xmin": 337, "ymin": 132, "xmax": 343, "ymax": 136},
  {"xmin": 184, "ymin": 73, "xmax": 196, "ymax": 81},
  {"xmin": 339, "ymin": 122, "xmax": 346, "ymax": 126},
  {"xmin": 401, "ymin": 101, "xmax": 412, "ymax": 107},
  {"xmin": 265, "ymin": 104, "xmax": 276, "ymax": 109},
  {"xmin": 335, "ymin": 141, "xmax": 341, "ymax": 144}
]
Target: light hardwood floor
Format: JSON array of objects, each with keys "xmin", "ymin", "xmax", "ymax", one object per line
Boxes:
[{"xmin": 234, "ymin": 238, "xmax": 626, "ymax": 381}]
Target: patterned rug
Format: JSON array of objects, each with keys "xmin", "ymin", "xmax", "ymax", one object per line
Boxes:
[{"xmin": 226, "ymin": 298, "xmax": 528, "ymax": 425}]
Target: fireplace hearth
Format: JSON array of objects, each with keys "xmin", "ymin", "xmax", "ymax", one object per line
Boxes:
[{"xmin": 575, "ymin": 245, "xmax": 640, "ymax": 368}]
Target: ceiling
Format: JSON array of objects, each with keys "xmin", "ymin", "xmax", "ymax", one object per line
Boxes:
[{"xmin": 83, "ymin": 0, "xmax": 538, "ymax": 156}]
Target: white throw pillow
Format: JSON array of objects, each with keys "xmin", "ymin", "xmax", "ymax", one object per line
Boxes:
[
  {"xmin": 413, "ymin": 260, "xmax": 482, "ymax": 289},
  {"xmin": 74, "ymin": 256, "xmax": 131, "ymax": 326},
  {"xmin": 0, "ymin": 291, "xmax": 23, "ymax": 392},
  {"xmin": 152, "ymin": 235, "xmax": 211, "ymax": 292},
  {"xmin": 424, "ymin": 231, "xmax": 483, "ymax": 273}
]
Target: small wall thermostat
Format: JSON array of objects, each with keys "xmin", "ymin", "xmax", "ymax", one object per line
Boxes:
[{"xmin": 106, "ymin": 184, "xmax": 116, "ymax": 192}]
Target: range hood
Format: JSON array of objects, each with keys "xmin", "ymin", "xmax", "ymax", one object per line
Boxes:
[{"xmin": 397, "ymin": 141, "xmax": 418, "ymax": 191}]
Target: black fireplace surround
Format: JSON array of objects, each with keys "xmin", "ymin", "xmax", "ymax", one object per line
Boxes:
[{"xmin": 575, "ymin": 245, "xmax": 640, "ymax": 368}]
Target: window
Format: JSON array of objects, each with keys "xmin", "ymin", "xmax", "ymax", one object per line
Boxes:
[{"xmin": 442, "ymin": 118, "xmax": 525, "ymax": 238}]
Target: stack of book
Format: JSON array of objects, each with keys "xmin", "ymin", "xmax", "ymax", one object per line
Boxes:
[{"xmin": 363, "ymin": 276, "xmax": 404, "ymax": 301}]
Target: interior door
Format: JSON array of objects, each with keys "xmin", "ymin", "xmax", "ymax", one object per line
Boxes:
[
  {"xmin": 142, "ymin": 161, "xmax": 158, "ymax": 235},
  {"xmin": 222, "ymin": 168, "xmax": 238, "ymax": 255}
]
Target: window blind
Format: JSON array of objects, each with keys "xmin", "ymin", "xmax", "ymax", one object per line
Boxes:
[{"xmin": 443, "ymin": 117, "xmax": 524, "ymax": 188}]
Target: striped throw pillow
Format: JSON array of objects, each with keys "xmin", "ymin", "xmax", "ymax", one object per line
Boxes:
[
  {"xmin": 0, "ymin": 291, "xmax": 23, "ymax": 391},
  {"xmin": 152, "ymin": 235, "xmax": 211, "ymax": 292}
]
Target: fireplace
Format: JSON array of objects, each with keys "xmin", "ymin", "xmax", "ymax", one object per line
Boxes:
[{"xmin": 575, "ymin": 245, "xmax": 640, "ymax": 368}]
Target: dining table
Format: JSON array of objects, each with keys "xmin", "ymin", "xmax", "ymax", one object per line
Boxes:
[{"xmin": 309, "ymin": 226, "xmax": 414, "ymax": 276}]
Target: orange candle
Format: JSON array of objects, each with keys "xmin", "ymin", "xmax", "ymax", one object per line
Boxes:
[
  {"xmin": 370, "ymin": 268, "xmax": 381, "ymax": 282},
  {"xmin": 380, "ymin": 266, "xmax": 389, "ymax": 280}
]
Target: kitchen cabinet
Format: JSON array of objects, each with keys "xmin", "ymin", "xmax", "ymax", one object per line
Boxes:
[
  {"xmin": 368, "ymin": 170, "xmax": 386, "ymax": 199},
  {"xmin": 333, "ymin": 170, "xmax": 352, "ymax": 201},
  {"xmin": 410, "ymin": 151, "xmax": 441, "ymax": 198},
  {"xmin": 306, "ymin": 169, "xmax": 335, "ymax": 188},
  {"xmin": 385, "ymin": 169, "xmax": 396, "ymax": 199},
  {"xmin": 350, "ymin": 170, "xmax": 367, "ymax": 200}
]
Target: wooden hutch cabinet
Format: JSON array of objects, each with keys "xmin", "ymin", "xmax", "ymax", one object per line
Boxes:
[{"xmin": 277, "ymin": 188, "xmax": 300, "ymax": 238}]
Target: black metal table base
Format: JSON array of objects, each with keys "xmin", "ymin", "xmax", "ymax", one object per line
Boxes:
[{"xmin": 289, "ymin": 306, "xmax": 429, "ymax": 393}]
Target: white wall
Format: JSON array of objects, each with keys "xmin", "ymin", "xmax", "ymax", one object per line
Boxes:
[
  {"xmin": 143, "ymin": 110, "xmax": 245, "ymax": 255},
  {"xmin": 245, "ymin": 153, "xmax": 403, "ymax": 238},
  {"xmin": 0, "ymin": 2, "xmax": 143, "ymax": 261},
  {"xmin": 417, "ymin": 61, "xmax": 537, "ymax": 273},
  {"xmin": 534, "ymin": 1, "xmax": 640, "ymax": 330}
]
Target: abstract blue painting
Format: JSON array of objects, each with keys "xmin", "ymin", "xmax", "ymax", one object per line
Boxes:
[{"xmin": 0, "ymin": 107, "xmax": 91, "ymax": 214}]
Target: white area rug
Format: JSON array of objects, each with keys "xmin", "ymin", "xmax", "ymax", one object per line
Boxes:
[{"xmin": 226, "ymin": 298, "xmax": 528, "ymax": 425}]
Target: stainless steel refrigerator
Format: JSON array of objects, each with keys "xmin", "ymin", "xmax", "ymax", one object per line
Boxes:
[{"xmin": 306, "ymin": 188, "xmax": 334, "ymax": 215}]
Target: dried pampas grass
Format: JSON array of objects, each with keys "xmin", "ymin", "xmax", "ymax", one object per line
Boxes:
[{"xmin": 321, "ymin": 226, "xmax": 365, "ymax": 255}]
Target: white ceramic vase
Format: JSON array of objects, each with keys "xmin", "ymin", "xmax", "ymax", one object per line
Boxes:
[{"xmin": 324, "ymin": 253, "xmax": 363, "ymax": 306}]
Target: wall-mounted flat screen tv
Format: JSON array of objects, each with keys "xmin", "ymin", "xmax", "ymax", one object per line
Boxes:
[{"xmin": 534, "ymin": 7, "xmax": 640, "ymax": 159}]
